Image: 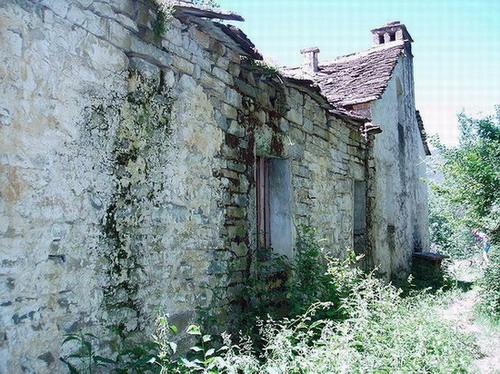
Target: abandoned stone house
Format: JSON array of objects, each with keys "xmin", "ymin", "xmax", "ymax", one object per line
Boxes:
[{"xmin": 0, "ymin": 0, "xmax": 430, "ymax": 372}]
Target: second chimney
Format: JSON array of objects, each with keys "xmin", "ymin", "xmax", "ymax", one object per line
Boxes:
[{"xmin": 301, "ymin": 47, "xmax": 320, "ymax": 73}]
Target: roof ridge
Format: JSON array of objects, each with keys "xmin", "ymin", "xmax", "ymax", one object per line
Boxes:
[{"xmin": 321, "ymin": 41, "xmax": 404, "ymax": 66}]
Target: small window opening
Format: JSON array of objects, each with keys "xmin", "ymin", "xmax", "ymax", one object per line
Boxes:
[
  {"xmin": 398, "ymin": 123, "xmax": 405, "ymax": 153},
  {"xmin": 390, "ymin": 32, "xmax": 396, "ymax": 41},
  {"xmin": 378, "ymin": 34, "xmax": 385, "ymax": 44}
]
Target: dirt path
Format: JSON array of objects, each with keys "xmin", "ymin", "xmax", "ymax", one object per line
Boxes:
[{"xmin": 441, "ymin": 263, "xmax": 500, "ymax": 373}]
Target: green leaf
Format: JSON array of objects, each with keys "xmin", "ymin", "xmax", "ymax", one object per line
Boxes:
[
  {"xmin": 169, "ymin": 341, "xmax": 177, "ymax": 353},
  {"xmin": 187, "ymin": 325, "xmax": 202, "ymax": 335},
  {"xmin": 181, "ymin": 358, "xmax": 201, "ymax": 368},
  {"xmin": 94, "ymin": 355, "xmax": 116, "ymax": 364},
  {"xmin": 190, "ymin": 346, "xmax": 203, "ymax": 352},
  {"xmin": 59, "ymin": 358, "xmax": 80, "ymax": 374},
  {"xmin": 169, "ymin": 324, "xmax": 178, "ymax": 334},
  {"xmin": 205, "ymin": 348, "xmax": 215, "ymax": 357},
  {"xmin": 202, "ymin": 334, "xmax": 212, "ymax": 342},
  {"xmin": 62, "ymin": 335, "xmax": 81, "ymax": 344},
  {"xmin": 82, "ymin": 341, "xmax": 92, "ymax": 353}
]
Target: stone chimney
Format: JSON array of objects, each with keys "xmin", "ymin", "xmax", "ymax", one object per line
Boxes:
[
  {"xmin": 300, "ymin": 47, "xmax": 320, "ymax": 73},
  {"xmin": 371, "ymin": 21, "xmax": 413, "ymax": 47}
]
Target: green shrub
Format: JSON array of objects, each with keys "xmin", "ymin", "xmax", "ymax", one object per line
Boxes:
[{"xmin": 478, "ymin": 252, "xmax": 500, "ymax": 320}]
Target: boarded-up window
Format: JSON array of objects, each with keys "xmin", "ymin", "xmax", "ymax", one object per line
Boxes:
[{"xmin": 256, "ymin": 157, "xmax": 292, "ymax": 257}]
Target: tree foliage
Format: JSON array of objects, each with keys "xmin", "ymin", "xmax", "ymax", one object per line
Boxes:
[{"xmin": 431, "ymin": 107, "xmax": 500, "ymax": 243}]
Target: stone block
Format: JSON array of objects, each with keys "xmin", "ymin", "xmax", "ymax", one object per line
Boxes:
[
  {"xmin": 214, "ymin": 110, "xmax": 228, "ymax": 131},
  {"xmin": 221, "ymin": 103, "xmax": 237, "ymax": 119},
  {"xmin": 165, "ymin": 25, "xmax": 183, "ymax": 47},
  {"xmin": 228, "ymin": 62, "xmax": 240, "ymax": 77},
  {"xmin": 235, "ymin": 79, "xmax": 257, "ymax": 97},
  {"xmin": 225, "ymin": 48, "xmax": 240, "ymax": 63},
  {"xmin": 215, "ymin": 56, "xmax": 230, "ymax": 71},
  {"xmin": 227, "ymin": 120, "xmax": 245, "ymax": 138},
  {"xmin": 279, "ymin": 118, "xmax": 290, "ymax": 132},
  {"xmin": 172, "ymin": 55, "xmax": 195, "ymax": 75},
  {"xmin": 190, "ymin": 27, "xmax": 211, "ymax": 49},
  {"xmin": 163, "ymin": 69, "xmax": 176, "ymax": 88},
  {"xmin": 286, "ymin": 107, "xmax": 303, "ymax": 125},
  {"xmin": 221, "ymin": 169, "xmax": 239, "ymax": 181},
  {"xmin": 212, "ymin": 66, "xmax": 233, "ymax": 85},
  {"xmin": 289, "ymin": 127, "xmax": 305, "ymax": 142},
  {"xmin": 90, "ymin": 2, "xmax": 116, "ymax": 19},
  {"xmin": 209, "ymin": 38, "xmax": 227, "ymax": 56},
  {"xmin": 313, "ymin": 125, "xmax": 329, "ymax": 140},
  {"xmin": 190, "ymin": 53, "xmax": 212, "ymax": 73},
  {"xmin": 226, "ymin": 160, "xmax": 246, "ymax": 173},
  {"xmin": 116, "ymin": 13, "xmax": 139, "ymax": 33},
  {"xmin": 200, "ymin": 71, "xmax": 225, "ymax": 94},
  {"xmin": 130, "ymin": 38, "xmax": 172, "ymax": 67},
  {"xmin": 303, "ymin": 117, "xmax": 313, "ymax": 133},
  {"xmin": 224, "ymin": 88, "xmax": 242, "ymax": 108},
  {"xmin": 162, "ymin": 40, "xmax": 191, "ymax": 60},
  {"xmin": 40, "ymin": 0, "xmax": 69, "ymax": 18},
  {"xmin": 231, "ymin": 193, "xmax": 248, "ymax": 207},
  {"xmin": 256, "ymin": 109, "xmax": 267, "ymax": 124}
]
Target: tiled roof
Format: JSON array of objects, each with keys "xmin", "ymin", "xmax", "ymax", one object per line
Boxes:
[{"xmin": 283, "ymin": 41, "xmax": 405, "ymax": 108}]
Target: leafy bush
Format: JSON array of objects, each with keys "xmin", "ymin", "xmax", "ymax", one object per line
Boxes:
[
  {"xmin": 428, "ymin": 188, "xmax": 476, "ymax": 259},
  {"xmin": 477, "ymin": 253, "xmax": 500, "ymax": 320},
  {"xmin": 430, "ymin": 109, "xmax": 500, "ymax": 244}
]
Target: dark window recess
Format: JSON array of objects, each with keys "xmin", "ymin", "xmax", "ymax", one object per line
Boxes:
[
  {"xmin": 379, "ymin": 34, "xmax": 385, "ymax": 44},
  {"xmin": 387, "ymin": 224, "xmax": 396, "ymax": 253},
  {"xmin": 398, "ymin": 123, "xmax": 405, "ymax": 153},
  {"xmin": 390, "ymin": 32, "xmax": 396, "ymax": 41},
  {"xmin": 353, "ymin": 181, "xmax": 367, "ymax": 254},
  {"xmin": 256, "ymin": 157, "xmax": 293, "ymax": 257}
]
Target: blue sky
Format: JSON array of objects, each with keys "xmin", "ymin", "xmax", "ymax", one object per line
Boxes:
[{"xmin": 218, "ymin": 0, "xmax": 500, "ymax": 146}]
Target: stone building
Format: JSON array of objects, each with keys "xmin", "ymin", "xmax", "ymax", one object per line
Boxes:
[
  {"xmin": 0, "ymin": 1, "xmax": 428, "ymax": 372},
  {"xmin": 284, "ymin": 20, "xmax": 431, "ymax": 277}
]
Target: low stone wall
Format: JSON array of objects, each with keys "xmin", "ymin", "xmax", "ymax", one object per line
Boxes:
[{"xmin": 0, "ymin": 1, "xmax": 366, "ymax": 372}]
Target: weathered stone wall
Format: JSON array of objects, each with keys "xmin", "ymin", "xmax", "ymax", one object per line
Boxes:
[
  {"xmin": 370, "ymin": 55, "xmax": 430, "ymax": 279},
  {"xmin": 0, "ymin": 1, "xmax": 367, "ymax": 372}
]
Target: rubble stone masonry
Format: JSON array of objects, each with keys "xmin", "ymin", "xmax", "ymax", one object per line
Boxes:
[{"xmin": 0, "ymin": 1, "xmax": 369, "ymax": 372}]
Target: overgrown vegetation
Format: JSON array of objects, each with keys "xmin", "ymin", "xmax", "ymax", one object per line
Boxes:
[
  {"xmin": 477, "ymin": 252, "xmax": 500, "ymax": 320},
  {"xmin": 429, "ymin": 107, "xmax": 500, "ymax": 247},
  {"xmin": 61, "ymin": 228, "xmax": 480, "ymax": 373},
  {"xmin": 429, "ymin": 107, "xmax": 499, "ymax": 322}
]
